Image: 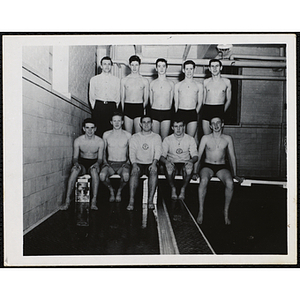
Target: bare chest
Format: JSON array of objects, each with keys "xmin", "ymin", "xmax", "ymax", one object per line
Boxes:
[
  {"xmin": 179, "ymin": 82, "xmax": 198, "ymax": 96},
  {"xmin": 107, "ymin": 135, "xmax": 128, "ymax": 149},
  {"xmin": 125, "ymin": 78, "xmax": 144, "ymax": 91}
]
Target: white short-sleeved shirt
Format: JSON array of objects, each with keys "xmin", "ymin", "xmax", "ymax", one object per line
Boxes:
[
  {"xmin": 129, "ymin": 132, "xmax": 162, "ymax": 164},
  {"xmin": 162, "ymin": 134, "xmax": 197, "ymax": 163}
]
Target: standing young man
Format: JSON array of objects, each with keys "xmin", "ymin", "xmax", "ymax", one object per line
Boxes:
[
  {"xmin": 174, "ymin": 60, "xmax": 203, "ymax": 139},
  {"xmin": 127, "ymin": 115, "xmax": 162, "ymax": 211},
  {"xmin": 202, "ymin": 59, "xmax": 232, "ymax": 135},
  {"xmin": 100, "ymin": 112, "xmax": 132, "ymax": 202},
  {"xmin": 61, "ymin": 118, "xmax": 104, "ymax": 210},
  {"xmin": 160, "ymin": 119, "xmax": 198, "ymax": 201},
  {"xmin": 121, "ymin": 55, "xmax": 149, "ymax": 134},
  {"xmin": 150, "ymin": 58, "xmax": 174, "ymax": 140},
  {"xmin": 89, "ymin": 56, "xmax": 121, "ymax": 137},
  {"xmin": 194, "ymin": 116, "xmax": 242, "ymax": 225}
]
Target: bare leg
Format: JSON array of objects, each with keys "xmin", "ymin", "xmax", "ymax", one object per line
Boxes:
[
  {"xmin": 202, "ymin": 120, "xmax": 211, "ymax": 135},
  {"xmin": 151, "ymin": 120, "xmax": 160, "ymax": 135},
  {"xmin": 133, "ymin": 117, "xmax": 141, "ymax": 133},
  {"xmin": 164, "ymin": 164, "xmax": 177, "ymax": 200},
  {"xmin": 160, "ymin": 120, "xmax": 171, "ymax": 140},
  {"xmin": 148, "ymin": 167, "xmax": 158, "ymax": 209},
  {"xmin": 116, "ymin": 167, "xmax": 130, "ymax": 202},
  {"xmin": 99, "ymin": 167, "xmax": 115, "ymax": 203},
  {"xmin": 127, "ymin": 166, "xmax": 141, "ymax": 210},
  {"xmin": 61, "ymin": 165, "xmax": 82, "ymax": 210},
  {"xmin": 90, "ymin": 167, "xmax": 100, "ymax": 210},
  {"xmin": 216, "ymin": 169, "xmax": 234, "ymax": 225},
  {"xmin": 186, "ymin": 121, "xmax": 198, "ymax": 138},
  {"xmin": 124, "ymin": 116, "xmax": 134, "ymax": 134},
  {"xmin": 178, "ymin": 164, "xmax": 193, "ymax": 200},
  {"xmin": 197, "ymin": 168, "xmax": 213, "ymax": 224}
]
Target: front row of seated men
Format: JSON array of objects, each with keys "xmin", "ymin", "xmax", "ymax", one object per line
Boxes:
[{"xmin": 61, "ymin": 112, "xmax": 242, "ymax": 225}]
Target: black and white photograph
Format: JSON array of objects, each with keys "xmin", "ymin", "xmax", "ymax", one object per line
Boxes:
[{"xmin": 3, "ymin": 33, "xmax": 297, "ymax": 266}]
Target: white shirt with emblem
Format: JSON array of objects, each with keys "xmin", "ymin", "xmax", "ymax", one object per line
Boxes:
[
  {"xmin": 162, "ymin": 133, "xmax": 198, "ymax": 163},
  {"xmin": 129, "ymin": 132, "xmax": 162, "ymax": 164}
]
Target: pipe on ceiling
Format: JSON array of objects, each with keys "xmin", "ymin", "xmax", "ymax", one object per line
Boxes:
[
  {"xmin": 139, "ymin": 72, "xmax": 286, "ymax": 81},
  {"xmin": 229, "ymin": 54, "xmax": 286, "ymax": 61},
  {"xmin": 113, "ymin": 56, "xmax": 286, "ymax": 69}
]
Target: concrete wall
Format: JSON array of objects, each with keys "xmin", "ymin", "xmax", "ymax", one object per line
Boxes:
[{"xmin": 23, "ymin": 46, "xmax": 95, "ymax": 233}]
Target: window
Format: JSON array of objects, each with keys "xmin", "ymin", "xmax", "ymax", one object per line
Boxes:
[{"xmin": 223, "ymin": 66, "xmax": 241, "ymax": 125}]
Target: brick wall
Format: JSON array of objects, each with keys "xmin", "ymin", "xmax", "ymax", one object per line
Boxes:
[{"xmin": 23, "ymin": 46, "xmax": 94, "ymax": 233}]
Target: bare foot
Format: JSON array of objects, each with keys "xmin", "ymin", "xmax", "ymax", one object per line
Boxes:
[
  {"xmin": 91, "ymin": 204, "xmax": 98, "ymax": 210},
  {"xmin": 196, "ymin": 213, "xmax": 203, "ymax": 225},
  {"xmin": 178, "ymin": 188, "xmax": 185, "ymax": 201},
  {"xmin": 91, "ymin": 198, "xmax": 98, "ymax": 210},
  {"xmin": 148, "ymin": 202, "xmax": 155, "ymax": 210},
  {"xmin": 224, "ymin": 213, "xmax": 231, "ymax": 225},
  {"xmin": 126, "ymin": 200, "xmax": 134, "ymax": 211},
  {"xmin": 224, "ymin": 209, "xmax": 231, "ymax": 225},
  {"xmin": 60, "ymin": 199, "xmax": 71, "ymax": 210},
  {"xmin": 171, "ymin": 187, "xmax": 177, "ymax": 200},
  {"xmin": 109, "ymin": 189, "xmax": 115, "ymax": 202},
  {"xmin": 115, "ymin": 191, "xmax": 122, "ymax": 202}
]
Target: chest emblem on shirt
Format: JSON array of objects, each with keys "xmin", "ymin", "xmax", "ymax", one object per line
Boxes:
[
  {"xmin": 142, "ymin": 143, "xmax": 149, "ymax": 150},
  {"xmin": 176, "ymin": 148, "xmax": 183, "ymax": 154}
]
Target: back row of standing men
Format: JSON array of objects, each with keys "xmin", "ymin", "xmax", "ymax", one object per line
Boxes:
[{"xmin": 89, "ymin": 55, "xmax": 231, "ymax": 139}]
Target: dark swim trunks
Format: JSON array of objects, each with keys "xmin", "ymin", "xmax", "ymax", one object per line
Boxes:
[
  {"xmin": 124, "ymin": 103, "xmax": 144, "ymax": 120},
  {"xmin": 102, "ymin": 161, "xmax": 131, "ymax": 174},
  {"xmin": 78, "ymin": 157, "xmax": 98, "ymax": 173},
  {"xmin": 132, "ymin": 163, "xmax": 156, "ymax": 177},
  {"xmin": 176, "ymin": 109, "xmax": 197, "ymax": 124},
  {"xmin": 151, "ymin": 108, "xmax": 172, "ymax": 122},
  {"xmin": 92, "ymin": 100, "xmax": 117, "ymax": 137},
  {"xmin": 201, "ymin": 162, "xmax": 229, "ymax": 175},
  {"xmin": 202, "ymin": 104, "xmax": 225, "ymax": 121},
  {"xmin": 165, "ymin": 162, "xmax": 185, "ymax": 175}
]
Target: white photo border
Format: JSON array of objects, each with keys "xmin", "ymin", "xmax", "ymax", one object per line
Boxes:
[{"xmin": 3, "ymin": 33, "xmax": 297, "ymax": 266}]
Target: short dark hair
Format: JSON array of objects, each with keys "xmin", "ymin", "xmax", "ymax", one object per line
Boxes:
[
  {"xmin": 83, "ymin": 118, "xmax": 96, "ymax": 127},
  {"xmin": 209, "ymin": 59, "xmax": 222, "ymax": 68},
  {"xmin": 129, "ymin": 55, "xmax": 141, "ymax": 64},
  {"xmin": 140, "ymin": 114, "xmax": 152, "ymax": 123},
  {"xmin": 209, "ymin": 116, "xmax": 224, "ymax": 124},
  {"xmin": 155, "ymin": 58, "xmax": 168, "ymax": 68},
  {"xmin": 172, "ymin": 118, "xmax": 185, "ymax": 126},
  {"xmin": 183, "ymin": 60, "xmax": 196, "ymax": 69},
  {"xmin": 100, "ymin": 56, "xmax": 113, "ymax": 65},
  {"xmin": 111, "ymin": 111, "xmax": 123, "ymax": 120}
]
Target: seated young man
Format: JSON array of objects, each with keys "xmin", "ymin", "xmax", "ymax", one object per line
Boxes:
[
  {"xmin": 194, "ymin": 116, "xmax": 242, "ymax": 225},
  {"xmin": 160, "ymin": 119, "xmax": 198, "ymax": 200},
  {"xmin": 127, "ymin": 115, "xmax": 162, "ymax": 211},
  {"xmin": 61, "ymin": 118, "xmax": 104, "ymax": 210},
  {"xmin": 100, "ymin": 112, "xmax": 132, "ymax": 202}
]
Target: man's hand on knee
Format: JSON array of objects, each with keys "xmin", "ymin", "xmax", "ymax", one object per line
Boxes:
[
  {"xmin": 149, "ymin": 162, "xmax": 158, "ymax": 173},
  {"xmin": 90, "ymin": 162, "xmax": 100, "ymax": 173},
  {"xmin": 184, "ymin": 161, "xmax": 194, "ymax": 173},
  {"xmin": 165, "ymin": 160, "xmax": 174, "ymax": 174},
  {"xmin": 131, "ymin": 163, "xmax": 140, "ymax": 175},
  {"xmin": 72, "ymin": 163, "xmax": 81, "ymax": 172}
]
